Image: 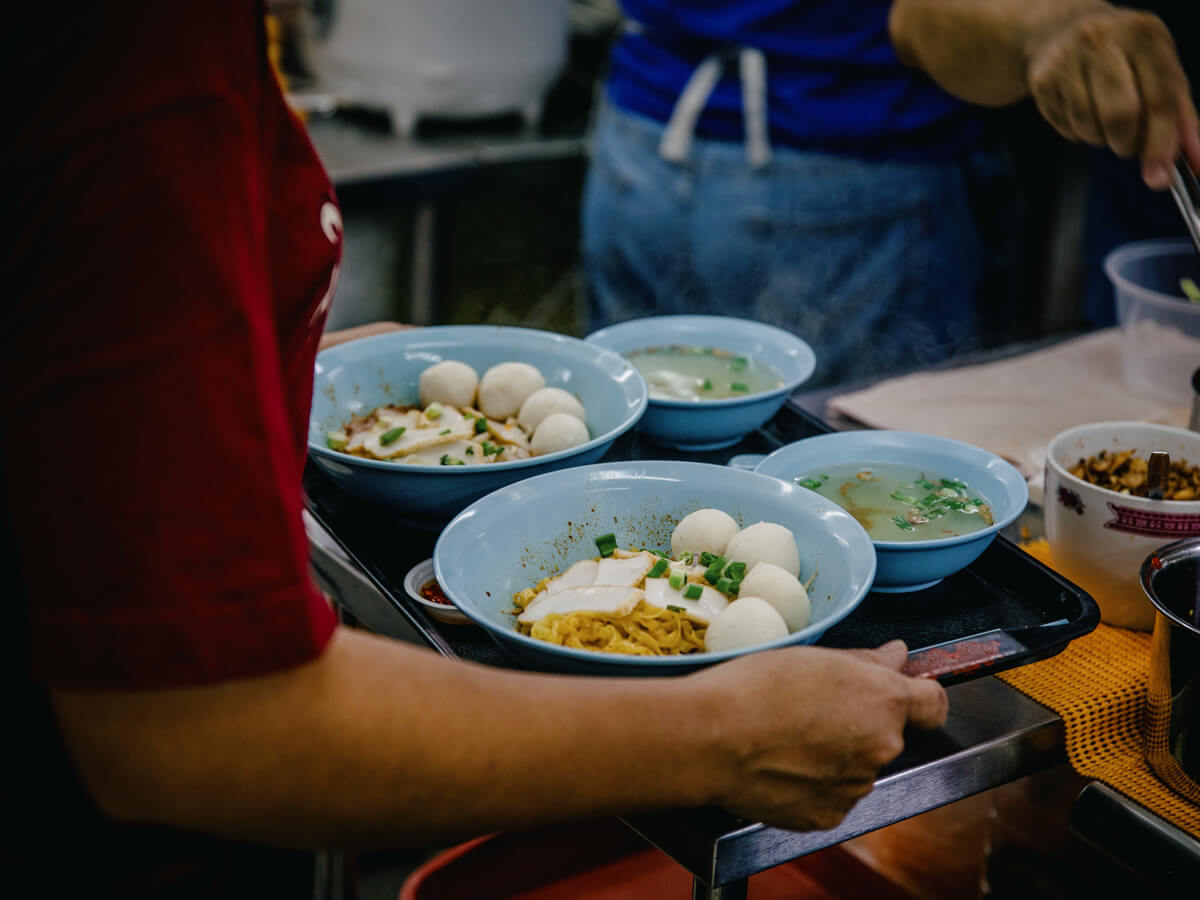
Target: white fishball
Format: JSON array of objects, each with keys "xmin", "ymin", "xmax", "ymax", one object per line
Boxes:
[
  {"xmin": 738, "ymin": 562, "xmax": 810, "ymax": 632},
  {"xmin": 518, "ymin": 387, "xmax": 586, "ymax": 433},
  {"xmin": 477, "ymin": 362, "xmax": 546, "ymax": 419},
  {"xmin": 671, "ymin": 508, "xmax": 740, "ymax": 559},
  {"xmin": 704, "ymin": 596, "xmax": 789, "ymax": 653},
  {"xmin": 723, "ymin": 522, "xmax": 801, "ymax": 578},
  {"xmin": 418, "ymin": 360, "xmax": 479, "ymax": 409},
  {"xmin": 531, "ymin": 413, "xmax": 590, "ymax": 456}
]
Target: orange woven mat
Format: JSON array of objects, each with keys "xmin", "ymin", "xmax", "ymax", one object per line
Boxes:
[{"xmin": 995, "ymin": 539, "xmax": 1199, "ymax": 837}]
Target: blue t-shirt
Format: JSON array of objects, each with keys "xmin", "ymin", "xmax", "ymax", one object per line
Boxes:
[{"xmin": 607, "ymin": 0, "xmax": 983, "ymax": 161}]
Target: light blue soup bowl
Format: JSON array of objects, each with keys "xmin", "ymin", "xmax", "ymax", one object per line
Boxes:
[
  {"xmin": 751, "ymin": 431, "xmax": 1029, "ymax": 593},
  {"xmin": 584, "ymin": 315, "xmax": 817, "ymax": 451},
  {"xmin": 433, "ymin": 460, "xmax": 876, "ymax": 675},
  {"xmin": 308, "ymin": 326, "xmax": 648, "ymax": 526}
]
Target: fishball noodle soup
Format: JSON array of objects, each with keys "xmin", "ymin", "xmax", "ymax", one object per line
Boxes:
[
  {"xmin": 627, "ymin": 346, "xmax": 782, "ymax": 401},
  {"xmin": 797, "ymin": 464, "xmax": 993, "ymax": 542}
]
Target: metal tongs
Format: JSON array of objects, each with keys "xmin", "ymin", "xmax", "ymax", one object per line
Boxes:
[{"xmin": 1170, "ymin": 158, "xmax": 1200, "ymax": 255}]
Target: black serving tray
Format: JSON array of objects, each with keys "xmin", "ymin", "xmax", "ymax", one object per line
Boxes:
[{"xmin": 303, "ymin": 398, "xmax": 1100, "ymax": 685}]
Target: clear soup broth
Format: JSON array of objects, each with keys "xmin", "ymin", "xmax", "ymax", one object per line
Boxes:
[
  {"xmin": 627, "ymin": 346, "xmax": 782, "ymax": 401},
  {"xmin": 797, "ymin": 463, "xmax": 994, "ymax": 542}
]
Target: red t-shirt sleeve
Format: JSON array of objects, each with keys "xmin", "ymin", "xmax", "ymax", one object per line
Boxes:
[{"xmin": 4, "ymin": 10, "xmax": 338, "ymax": 689}]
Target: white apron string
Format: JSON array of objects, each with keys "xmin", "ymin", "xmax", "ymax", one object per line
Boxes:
[
  {"xmin": 658, "ymin": 54, "xmax": 724, "ymax": 164},
  {"xmin": 739, "ymin": 48, "xmax": 771, "ymax": 169},
  {"xmin": 646, "ymin": 35, "xmax": 771, "ymax": 170}
]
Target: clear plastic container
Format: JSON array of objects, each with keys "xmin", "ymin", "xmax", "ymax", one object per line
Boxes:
[{"xmin": 1104, "ymin": 238, "xmax": 1200, "ymax": 409}]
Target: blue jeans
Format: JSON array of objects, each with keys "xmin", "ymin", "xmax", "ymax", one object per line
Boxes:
[{"xmin": 582, "ymin": 103, "xmax": 1015, "ymax": 387}]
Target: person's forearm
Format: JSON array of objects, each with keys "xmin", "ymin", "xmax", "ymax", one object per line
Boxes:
[
  {"xmin": 51, "ymin": 627, "xmax": 725, "ymax": 848},
  {"xmin": 888, "ymin": 0, "xmax": 1104, "ymax": 106}
]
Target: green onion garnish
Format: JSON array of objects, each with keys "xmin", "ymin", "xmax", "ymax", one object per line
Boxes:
[
  {"xmin": 465, "ymin": 446, "xmax": 474, "ymax": 455},
  {"xmin": 438, "ymin": 428, "xmax": 451, "ymax": 436},
  {"xmin": 668, "ymin": 572, "xmax": 685, "ymax": 590},
  {"xmin": 730, "ymin": 382, "xmax": 749, "ymax": 392},
  {"xmin": 701, "ymin": 379, "xmax": 713, "ymax": 391},
  {"xmin": 731, "ymin": 357, "xmax": 748, "ymax": 372},
  {"xmin": 715, "ymin": 577, "xmax": 734, "ymax": 594},
  {"xmin": 892, "ymin": 515, "xmax": 915, "ymax": 532},
  {"xmin": 594, "ymin": 532, "xmax": 617, "ymax": 558},
  {"xmin": 890, "ymin": 491, "xmax": 917, "ymax": 504},
  {"xmin": 482, "ymin": 441, "xmax": 502, "ymax": 456},
  {"xmin": 683, "ymin": 583, "xmax": 702, "ymax": 600},
  {"xmin": 797, "ymin": 477, "xmax": 822, "ymax": 490},
  {"xmin": 424, "ymin": 402, "xmax": 443, "ymax": 421},
  {"xmin": 1182, "ymin": 277, "xmax": 1200, "ymax": 302},
  {"xmin": 380, "ymin": 426, "xmax": 406, "ymax": 446},
  {"xmin": 667, "ymin": 604, "xmax": 685, "ymax": 614},
  {"xmin": 703, "ymin": 557, "xmax": 727, "ymax": 584},
  {"xmin": 724, "ymin": 561, "xmax": 746, "ymax": 580},
  {"xmin": 440, "ymin": 454, "xmax": 464, "ymax": 466},
  {"xmin": 325, "ymin": 430, "xmax": 348, "ymax": 451},
  {"xmin": 647, "ymin": 558, "xmax": 669, "ymax": 579},
  {"xmin": 940, "ymin": 478, "xmax": 968, "ymax": 491},
  {"xmin": 474, "ymin": 416, "xmax": 488, "ymax": 434},
  {"xmin": 699, "ymin": 551, "xmax": 717, "ymax": 567}
]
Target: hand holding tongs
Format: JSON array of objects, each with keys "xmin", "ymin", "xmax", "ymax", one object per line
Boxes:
[{"xmin": 1170, "ymin": 158, "xmax": 1200, "ymax": 255}]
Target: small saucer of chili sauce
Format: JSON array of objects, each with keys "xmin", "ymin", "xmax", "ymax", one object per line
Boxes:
[{"xmin": 404, "ymin": 559, "xmax": 474, "ymax": 625}]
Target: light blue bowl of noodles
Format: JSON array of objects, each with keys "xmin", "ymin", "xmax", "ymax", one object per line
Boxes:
[
  {"xmin": 308, "ymin": 326, "xmax": 648, "ymax": 527},
  {"xmin": 433, "ymin": 460, "xmax": 876, "ymax": 675}
]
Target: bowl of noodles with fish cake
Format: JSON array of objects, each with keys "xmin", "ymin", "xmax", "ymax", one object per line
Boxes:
[
  {"xmin": 433, "ymin": 460, "xmax": 876, "ymax": 675},
  {"xmin": 308, "ymin": 325, "xmax": 647, "ymax": 526}
]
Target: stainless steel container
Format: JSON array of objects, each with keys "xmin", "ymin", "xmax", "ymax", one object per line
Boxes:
[
  {"xmin": 1190, "ymin": 365, "xmax": 1199, "ymax": 433},
  {"xmin": 1141, "ymin": 537, "xmax": 1200, "ymax": 802}
]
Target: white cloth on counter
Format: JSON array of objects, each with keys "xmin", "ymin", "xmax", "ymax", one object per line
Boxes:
[{"xmin": 825, "ymin": 327, "xmax": 1192, "ymax": 501}]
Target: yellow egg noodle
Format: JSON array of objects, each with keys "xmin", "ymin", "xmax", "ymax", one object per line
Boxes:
[
  {"xmin": 524, "ymin": 603, "xmax": 707, "ymax": 656},
  {"xmin": 513, "ymin": 551, "xmax": 713, "ymax": 656}
]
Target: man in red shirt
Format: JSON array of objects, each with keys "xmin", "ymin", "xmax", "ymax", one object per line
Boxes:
[{"xmin": 4, "ymin": 4, "xmax": 946, "ymax": 895}]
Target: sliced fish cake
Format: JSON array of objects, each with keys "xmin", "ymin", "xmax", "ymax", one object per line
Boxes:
[{"xmin": 517, "ymin": 585, "xmax": 644, "ymax": 626}]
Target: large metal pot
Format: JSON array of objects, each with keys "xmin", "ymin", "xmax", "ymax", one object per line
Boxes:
[{"xmin": 1141, "ymin": 537, "xmax": 1200, "ymax": 802}]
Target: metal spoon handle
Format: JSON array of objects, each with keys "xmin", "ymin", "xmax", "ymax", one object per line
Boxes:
[{"xmin": 1170, "ymin": 158, "xmax": 1200, "ymax": 255}]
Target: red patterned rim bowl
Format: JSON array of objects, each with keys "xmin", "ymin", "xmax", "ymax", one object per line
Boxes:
[{"xmin": 1044, "ymin": 421, "xmax": 1200, "ymax": 632}]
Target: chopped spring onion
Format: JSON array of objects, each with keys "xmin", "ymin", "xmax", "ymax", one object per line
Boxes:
[
  {"xmin": 424, "ymin": 402, "xmax": 444, "ymax": 420},
  {"xmin": 730, "ymin": 382, "xmax": 749, "ymax": 392},
  {"xmin": 716, "ymin": 577, "xmax": 741, "ymax": 595},
  {"xmin": 678, "ymin": 551, "xmax": 693, "ymax": 564},
  {"xmin": 474, "ymin": 416, "xmax": 488, "ymax": 434},
  {"xmin": 890, "ymin": 491, "xmax": 917, "ymax": 504},
  {"xmin": 594, "ymin": 532, "xmax": 617, "ymax": 558},
  {"xmin": 668, "ymin": 572, "xmax": 685, "ymax": 590},
  {"xmin": 796, "ymin": 477, "xmax": 822, "ymax": 490},
  {"xmin": 703, "ymin": 557, "xmax": 727, "ymax": 584},
  {"xmin": 482, "ymin": 441, "xmax": 502, "ymax": 456},
  {"xmin": 326, "ymin": 430, "xmax": 349, "ymax": 451},
  {"xmin": 891, "ymin": 515, "xmax": 915, "ymax": 532},
  {"xmin": 380, "ymin": 426, "xmax": 407, "ymax": 446},
  {"xmin": 723, "ymin": 561, "xmax": 746, "ymax": 580},
  {"xmin": 647, "ymin": 558, "xmax": 669, "ymax": 579},
  {"xmin": 438, "ymin": 428, "xmax": 451, "ymax": 436},
  {"xmin": 699, "ymin": 551, "xmax": 717, "ymax": 567},
  {"xmin": 440, "ymin": 454, "xmax": 464, "ymax": 466},
  {"xmin": 731, "ymin": 356, "xmax": 748, "ymax": 372},
  {"xmin": 701, "ymin": 379, "xmax": 713, "ymax": 391},
  {"xmin": 667, "ymin": 604, "xmax": 685, "ymax": 614},
  {"xmin": 682, "ymin": 583, "xmax": 702, "ymax": 601},
  {"xmin": 465, "ymin": 446, "xmax": 475, "ymax": 455},
  {"xmin": 1182, "ymin": 277, "xmax": 1200, "ymax": 302}
]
